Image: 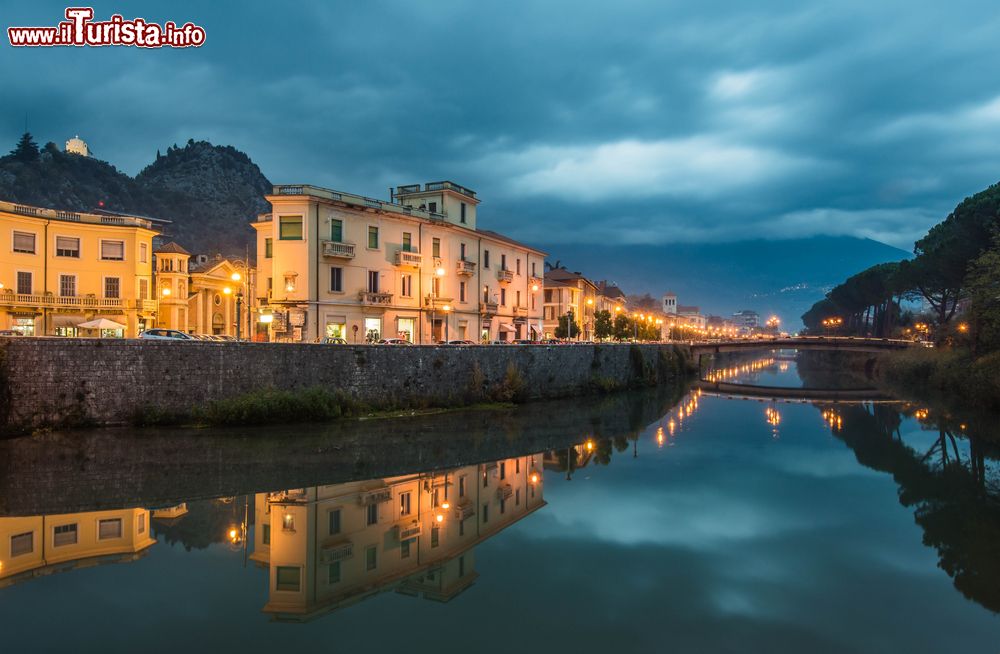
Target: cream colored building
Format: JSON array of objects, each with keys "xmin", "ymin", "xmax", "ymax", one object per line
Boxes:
[
  {"xmin": 542, "ymin": 268, "xmax": 600, "ymax": 339},
  {"xmin": 251, "ymin": 454, "xmax": 546, "ymax": 621},
  {"xmin": 0, "ymin": 507, "xmax": 155, "ymax": 587},
  {"xmin": 252, "ymin": 182, "xmax": 545, "ymax": 343},
  {"xmin": 0, "ymin": 200, "xmax": 159, "ymax": 337},
  {"xmin": 154, "ymin": 244, "xmax": 255, "ymax": 337}
]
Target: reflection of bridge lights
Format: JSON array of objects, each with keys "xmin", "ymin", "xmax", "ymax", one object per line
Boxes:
[
  {"xmin": 821, "ymin": 409, "xmax": 843, "ymax": 431},
  {"xmin": 779, "ymin": 362, "xmax": 789, "ymax": 373},
  {"xmin": 667, "ymin": 418, "xmax": 676, "ymax": 436},
  {"xmin": 914, "ymin": 408, "xmax": 929, "ymax": 420},
  {"xmin": 765, "ymin": 406, "xmax": 781, "ymax": 427},
  {"xmin": 656, "ymin": 426, "xmax": 665, "ymax": 447}
]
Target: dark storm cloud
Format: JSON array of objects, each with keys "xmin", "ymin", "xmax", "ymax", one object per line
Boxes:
[{"xmin": 3, "ymin": 0, "xmax": 1000, "ymax": 247}]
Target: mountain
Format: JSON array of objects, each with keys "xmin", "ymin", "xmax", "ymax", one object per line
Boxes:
[
  {"xmin": 0, "ymin": 136, "xmax": 270, "ymax": 254},
  {"xmin": 540, "ymin": 237, "xmax": 911, "ymax": 328}
]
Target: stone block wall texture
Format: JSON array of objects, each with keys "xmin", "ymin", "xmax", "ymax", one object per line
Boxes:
[{"xmin": 0, "ymin": 338, "xmax": 688, "ymax": 432}]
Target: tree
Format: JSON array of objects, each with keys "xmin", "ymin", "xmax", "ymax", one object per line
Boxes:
[
  {"xmin": 965, "ymin": 238, "xmax": 1000, "ymax": 355},
  {"xmin": 555, "ymin": 310, "xmax": 580, "ymax": 339},
  {"xmin": 594, "ymin": 309, "xmax": 613, "ymax": 340},
  {"xmin": 612, "ymin": 314, "xmax": 630, "ymax": 341},
  {"xmin": 9, "ymin": 132, "xmax": 39, "ymax": 162}
]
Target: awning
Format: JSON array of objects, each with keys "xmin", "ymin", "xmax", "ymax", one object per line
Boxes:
[
  {"xmin": 499, "ymin": 323, "xmax": 516, "ymax": 332},
  {"xmin": 77, "ymin": 318, "xmax": 127, "ymax": 330},
  {"xmin": 52, "ymin": 314, "xmax": 86, "ymax": 327}
]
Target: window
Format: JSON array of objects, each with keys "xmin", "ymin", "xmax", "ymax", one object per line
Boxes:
[
  {"xmin": 500, "ymin": 498, "xmax": 506, "ymax": 514},
  {"xmin": 368, "ymin": 226, "xmax": 379, "ymax": 249},
  {"xmin": 138, "ymin": 513, "xmax": 146, "ymax": 534},
  {"xmin": 279, "ymin": 216, "xmax": 303, "ymax": 240},
  {"xmin": 59, "ymin": 275, "xmax": 76, "ymax": 297},
  {"xmin": 428, "ymin": 201, "xmax": 437, "ymax": 213},
  {"xmin": 516, "ymin": 459, "xmax": 521, "ymax": 474},
  {"xmin": 459, "ymin": 282, "xmax": 466, "ymax": 303},
  {"xmin": 482, "ymin": 285, "xmax": 490, "ymax": 303},
  {"xmin": 501, "ymin": 254, "xmax": 507, "ymax": 270},
  {"xmin": 262, "ymin": 523, "xmax": 271, "ymax": 545},
  {"xmin": 460, "ymin": 243, "xmax": 466, "ymax": 260},
  {"xmin": 54, "ymin": 523, "xmax": 78, "ymax": 547},
  {"xmin": 431, "ymin": 526, "xmax": 440, "ymax": 548},
  {"xmin": 532, "ymin": 261, "xmax": 537, "ymax": 276},
  {"xmin": 328, "ymin": 561, "xmax": 342, "ymax": 584},
  {"xmin": 265, "ymin": 238, "xmax": 273, "ymax": 258},
  {"xmin": 330, "ymin": 267, "xmax": 343, "ymax": 292},
  {"xmin": 459, "ymin": 520, "xmax": 465, "ymax": 536},
  {"xmin": 13, "ymin": 231, "xmax": 36, "ymax": 254},
  {"xmin": 367, "ymin": 271, "xmax": 379, "ymax": 293},
  {"xmin": 104, "ymin": 277, "xmax": 120, "ymax": 299},
  {"xmin": 10, "ymin": 532, "xmax": 33, "ymax": 557},
  {"xmin": 399, "ymin": 491, "xmax": 412, "ymax": 516},
  {"xmin": 500, "ymin": 288, "xmax": 506, "ymax": 306},
  {"xmin": 98, "ymin": 518, "xmax": 123, "ymax": 540},
  {"xmin": 401, "ymin": 539, "xmax": 411, "ymax": 559},
  {"xmin": 482, "ymin": 503, "xmax": 489, "ymax": 523},
  {"xmin": 500, "ymin": 462, "xmax": 506, "ymax": 480},
  {"xmin": 460, "ymin": 203, "xmax": 467, "ymax": 223},
  {"xmin": 516, "ymin": 258, "xmax": 521, "ymax": 275},
  {"xmin": 516, "ymin": 489, "xmax": 521, "ymax": 506},
  {"xmin": 16, "ymin": 271, "xmax": 31, "ymax": 295},
  {"xmin": 56, "ymin": 236, "xmax": 80, "ymax": 258},
  {"xmin": 366, "ymin": 545, "xmax": 377, "ymax": 571},
  {"xmin": 402, "ymin": 232, "xmax": 412, "ymax": 252},
  {"xmin": 329, "ymin": 509, "xmax": 341, "ymax": 535},
  {"xmin": 432, "ymin": 237, "xmax": 440, "ymax": 258},
  {"xmin": 282, "ymin": 513, "xmax": 295, "ymax": 531},
  {"xmin": 276, "ymin": 566, "xmax": 301, "ymax": 591},
  {"xmin": 366, "ymin": 503, "xmax": 378, "ymax": 526},
  {"xmin": 483, "ymin": 250, "xmax": 490, "ymax": 269},
  {"xmin": 459, "ymin": 477, "xmax": 466, "ymax": 498},
  {"xmin": 401, "ymin": 274, "xmax": 412, "ymax": 298},
  {"xmin": 433, "ymin": 488, "xmax": 441, "ymax": 508},
  {"xmin": 330, "ymin": 219, "xmax": 343, "ymax": 242},
  {"xmin": 516, "ymin": 290, "xmax": 521, "ymax": 308},
  {"xmin": 139, "ymin": 278, "xmax": 148, "ymax": 300},
  {"xmin": 100, "ymin": 240, "xmax": 125, "ymax": 260}
]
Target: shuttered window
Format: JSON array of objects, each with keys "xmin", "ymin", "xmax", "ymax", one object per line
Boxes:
[
  {"xmin": 100, "ymin": 240, "xmax": 125, "ymax": 260},
  {"xmin": 104, "ymin": 277, "xmax": 121, "ymax": 299},
  {"xmin": 54, "ymin": 524, "xmax": 78, "ymax": 547},
  {"xmin": 11, "ymin": 532, "xmax": 34, "ymax": 556},
  {"xmin": 59, "ymin": 275, "xmax": 76, "ymax": 297},
  {"xmin": 279, "ymin": 216, "xmax": 303, "ymax": 240},
  {"xmin": 56, "ymin": 236, "xmax": 80, "ymax": 258},
  {"xmin": 98, "ymin": 518, "xmax": 122, "ymax": 540},
  {"xmin": 12, "ymin": 231, "xmax": 36, "ymax": 254}
]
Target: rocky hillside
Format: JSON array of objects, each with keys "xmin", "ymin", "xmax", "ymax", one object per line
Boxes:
[{"xmin": 0, "ymin": 134, "xmax": 271, "ymax": 255}]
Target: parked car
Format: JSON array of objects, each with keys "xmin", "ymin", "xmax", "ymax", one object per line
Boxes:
[
  {"xmin": 377, "ymin": 338, "xmax": 412, "ymax": 345},
  {"xmin": 321, "ymin": 337, "xmax": 348, "ymax": 345},
  {"xmin": 539, "ymin": 338, "xmax": 563, "ymax": 345},
  {"xmin": 439, "ymin": 339, "xmax": 476, "ymax": 345},
  {"xmin": 512, "ymin": 339, "xmax": 539, "ymax": 344},
  {"xmin": 488, "ymin": 340, "xmax": 512, "ymax": 345},
  {"xmin": 140, "ymin": 329, "xmax": 195, "ymax": 340},
  {"xmin": 0, "ymin": 329, "xmax": 23, "ymax": 337}
]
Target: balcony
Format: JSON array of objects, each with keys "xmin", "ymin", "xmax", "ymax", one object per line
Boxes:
[
  {"xmin": 397, "ymin": 521, "xmax": 422, "ymax": 541},
  {"xmin": 514, "ymin": 306, "xmax": 529, "ymax": 317},
  {"xmin": 358, "ymin": 291, "xmax": 393, "ymax": 306},
  {"xmin": 320, "ymin": 540, "xmax": 354, "ymax": 564},
  {"xmin": 480, "ymin": 301, "xmax": 498, "ymax": 315},
  {"xmin": 359, "ymin": 487, "xmax": 393, "ymax": 505},
  {"xmin": 0, "ymin": 292, "xmax": 153, "ymax": 312},
  {"xmin": 425, "ymin": 295, "xmax": 454, "ymax": 310},
  {"xmin": 496, "ymin": 269, "xmax": 514, "ymax": 284},
  {"xmin": 496, "ymin": 484, "xmax": 513, "ymax": 501},
  {"xmin": 454, "ymin": 502, "xmax": 476, "ymax": 521},
  {"xmin": 322, "ymin": 240, "xmax": 356, "ymax": 259},
  {"xmin": 394, "ymin": 250, "xmax": 424, "ymax": 268},
  {"xmin": 456, "ymin": 260, "xmax": 477, "ymax": 277}
]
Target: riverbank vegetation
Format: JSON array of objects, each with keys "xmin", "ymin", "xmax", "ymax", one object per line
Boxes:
[{"xmin": 801, "ymin": 180, "xmax": 1000, "ymax": 411}]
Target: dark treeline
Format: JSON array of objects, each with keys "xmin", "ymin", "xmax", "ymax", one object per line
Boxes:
[{"xmin": 802, "ymin": 182, "xmax": 1000, "ymax": 355}]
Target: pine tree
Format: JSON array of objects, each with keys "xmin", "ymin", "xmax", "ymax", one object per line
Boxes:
[{"xmin": 9, "ymin": 132, "xmax": 39, "ymax": 162}]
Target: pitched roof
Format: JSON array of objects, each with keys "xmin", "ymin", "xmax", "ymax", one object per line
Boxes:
[
  {"xmin": 477, "ymin": 229, "xmax": 547, "ymax": 256},
  {"xmin": 154, "ymin": 242, "xmax": 190, "ymax": 255}
]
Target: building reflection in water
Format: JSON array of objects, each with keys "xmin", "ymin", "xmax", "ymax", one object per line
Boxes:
[
  {"xmin": 251, "ymin": 453, "xmax": 546, "ymax": 621},
  {"xmin": 0, "ymin": 507, "xmax": 156, "ymax": 587}
]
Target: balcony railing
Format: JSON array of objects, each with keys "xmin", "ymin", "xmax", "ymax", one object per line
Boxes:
[
  {"xmin": 0, "ymin": 200, "xmax": 155, "ymax": 230},
  {"xmin": 425, "ymin": 295, "xmax": 454, "ymax": 309},
  {"xmin": 322, "ymin": 240, "xmax": 356, "ymax": 258},
  {"xmin": 480, "ymin": 301, "xmax": 498, "ymax": 315},
  {"xmin": 454, "ymin": 502, "xmax": 476, "ymax": 521},
  {"xmin": 397, "ymin": 521, "xmax": 422, "ymax": 541},
  {"xmin": 514, "ymin": 306, "xmax": 529, "ymax": 317},
  {"xmin": 0, "ymin": 292, "xmax": 154, "ymax": 311},
  {"xmin": 394, "ymin": 250, "xmax": 423, "ymax": 268},
  {"xmin": 358, "ymin": 291, "xmax": 393, "ymax": 306},
  {"xmin": 456, "ymin": 260, "xmax": 476, "ymax": 276},
  {"xmin": 496, "ymin": 484, "xmax": 513, "ymax": 501},
  {"xmin": 320, "ymin": 541, "xmax": 354, "ymax": 564},
  {"xmin": 359, "ymin": 488, "xmax": 393, "ymax": 505},
  {"xmin": 496, "ymin": 269, "xmax": 514, "ymax": 284}
]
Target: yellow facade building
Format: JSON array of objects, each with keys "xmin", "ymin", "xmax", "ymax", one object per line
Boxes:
[
  {"xmin": 253, "ymin": 182, "xmax": 546, "ymax": 343},
  {"xmin": 251, "ymin": 454, "xmax": 546, "ymax": 621},
  {"xmin": 542, "ymin": 268, "xmax": 600, "ymax": 339},
  {"xmin": 0, "ymin": 200, "xmax": 159, "ymax": 337},
  {"xmin": 0, "ymin": 507, "xmax": 155, "ymax": 587}
]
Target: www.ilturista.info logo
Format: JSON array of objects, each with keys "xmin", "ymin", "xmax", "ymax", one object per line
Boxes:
[{"xmin": 7, "ymin": 7, "xmax": 206, "ymax": 48}]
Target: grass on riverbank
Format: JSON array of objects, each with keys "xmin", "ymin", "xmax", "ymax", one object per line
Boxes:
[{"xmin": 877, "ymin": 348, "xmax": 1000, "ymax": 413}]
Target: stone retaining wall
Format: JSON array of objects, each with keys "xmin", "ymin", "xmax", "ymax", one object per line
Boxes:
[{"xmin": 0, "ymin": 338, "xmax": 690, "ymax": 432}]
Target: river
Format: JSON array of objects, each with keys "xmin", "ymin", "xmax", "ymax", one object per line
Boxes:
[{"xmin": 0, "ymin": 354, "xmax": 997, "ymax": 653}]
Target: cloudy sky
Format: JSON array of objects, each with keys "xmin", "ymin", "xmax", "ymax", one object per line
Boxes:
[{"xmin": 4, "ymin": 0, "xmax": 1000, "ymax": 249}]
